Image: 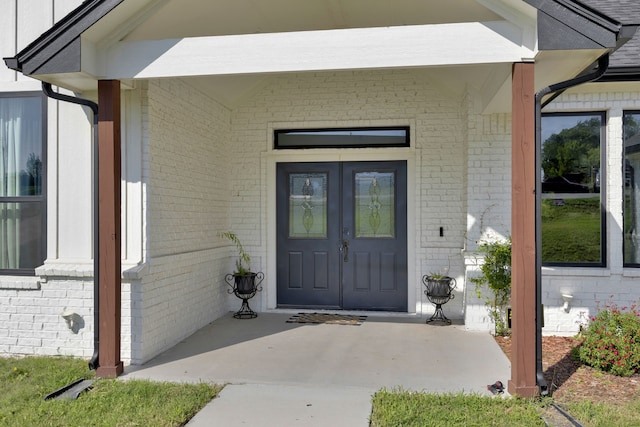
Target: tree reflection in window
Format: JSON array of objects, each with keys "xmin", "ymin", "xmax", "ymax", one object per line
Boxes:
[{"xmin": 541, "ymin": 113, "xmax": 603, "ymax": 265}]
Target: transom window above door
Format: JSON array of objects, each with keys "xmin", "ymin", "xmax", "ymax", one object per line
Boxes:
[{"xmin": 274, "ymin": 127, "xmax": 409, "ymax": 149}]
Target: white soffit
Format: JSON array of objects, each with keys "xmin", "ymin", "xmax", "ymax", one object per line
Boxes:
[
  {"xmin": 97, "ymin": 21, "xmax": 532, "ymax": 80},
  {"xmin": 480, "ymin": 48, "xmax": 606, "ymax": 114}
]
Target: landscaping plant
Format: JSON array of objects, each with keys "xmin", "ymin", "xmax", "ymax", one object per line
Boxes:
[
  {"xmin": 218, "ymin": 231, "xmax": 251, "ymax": 275},
  {"xmin": 470, "ymin": 238, "xmax": 512, "ymax": 336},
  {"xmin": 577, "ymin": 301, "xmax": 640, "ymax": 377}
]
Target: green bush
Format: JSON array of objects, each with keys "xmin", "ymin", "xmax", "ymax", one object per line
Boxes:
[
  {"xmin": 577, "ymin": 302, "xmax": 640, "ymax": 377},
  {"xmin": 470, "ymin": 238, "xmax": 511, "ymax": 336}
]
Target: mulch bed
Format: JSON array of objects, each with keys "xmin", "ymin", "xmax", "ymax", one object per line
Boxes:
[{"xmin": 494, "ymin": 335, "xmax": 640, "ymax": 405}]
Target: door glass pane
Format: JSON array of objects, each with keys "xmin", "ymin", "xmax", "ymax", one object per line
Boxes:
[
  {"xmin": 354, "ymin": 171, "xmax": 395, "ymax": 238},
  {"xmin": 289, "ymin": 173, "xmax": 327, "ymax": 238}
]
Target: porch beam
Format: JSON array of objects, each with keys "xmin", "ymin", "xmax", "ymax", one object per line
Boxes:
[
  {"xmin": 101, "ymin": 21, "xmax": 533, "ymax": 79},
  {"xmin": 508, "ymin": 62, "xmax": 538, "ymax": 397},
  {"xmin": 95, "ymin": 79, "xmax": 123, "ymax": 378}
]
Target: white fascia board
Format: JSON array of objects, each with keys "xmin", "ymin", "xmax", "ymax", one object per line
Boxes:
[
  {"xmin": 98, "ymin": 21, "xmax": 532, "ymax": 79},
  {"xmin": 476, "ymin": 0, "xmax": 537, "ymax": 59}
]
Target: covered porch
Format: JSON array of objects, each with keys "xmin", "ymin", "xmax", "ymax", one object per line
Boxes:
[{"xmin": 4, "ymin": 0, "xmax": 631, "ymax": 398}]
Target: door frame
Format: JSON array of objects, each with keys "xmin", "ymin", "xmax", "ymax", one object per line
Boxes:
[{"xmin": 263, "ymin": 122, "xmax": 418, "ymax": 313}]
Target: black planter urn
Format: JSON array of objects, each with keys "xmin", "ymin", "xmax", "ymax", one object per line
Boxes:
[{"xmin": 225, "ymin": 272, "xmax": 264, "ymax": 319}]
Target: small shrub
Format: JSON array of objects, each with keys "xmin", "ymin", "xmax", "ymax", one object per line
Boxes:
[
  {"xmin": 470, "ymin": 238, "xmax": 511, "ymax": 336},
  {"xmin": 577, "ymin": 302, "xmax": 640, "ymax": 377}
]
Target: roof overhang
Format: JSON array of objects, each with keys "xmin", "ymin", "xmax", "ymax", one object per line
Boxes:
[{"xmin": 3, "ymin": 0, "xmax": 634, "ymax": 111}]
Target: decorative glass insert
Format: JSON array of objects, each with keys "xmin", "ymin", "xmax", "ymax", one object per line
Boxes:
[
  {"xmin": 275, "ymin": 127, "xmax": 409, "ymax": 149},
  {"xmin": 541, "ymin": 113, "xmax": 604, "ymax": 265},
  {"xmin": 354, "ymin": 171, "xmax": 395, "ymax": 238},
  {"xmin": 288, "ymin": 173, "xmax": 327, "ymax": 238}
]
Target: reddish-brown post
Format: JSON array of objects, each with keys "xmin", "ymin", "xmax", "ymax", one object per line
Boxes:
[
  {"xmin": 96, "ymin": 80, "xmax": 123, "ymax": 378},
  {"xmin": 508, "ymin": 62, "xmax": 538, "ymax": 397}
]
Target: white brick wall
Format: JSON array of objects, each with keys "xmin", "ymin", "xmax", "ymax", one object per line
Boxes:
[
  {"xmin": 0, "ymin": 278, "xmax": 95, "ymax": 358},
  {"xmin": 229, "ymin": 69, "xmax": 472, "ymax": 318},
  {"xmin": 0, "ymin": 268, "xmax": 135, "ymax": 362},
  {"xmin": 133, "ymin": 250, "xmax": 230, "ymax": 364},
  {"xmin": 462, "ymin": 93, "xmax": 513, "ymax": 330},
  {"xmin": 147, "ymin": 79, "xmax": 232, "ymax": 258},
  {"xmin": 134, "ymin": 78, "xmax": 235, "ymax": 363}
]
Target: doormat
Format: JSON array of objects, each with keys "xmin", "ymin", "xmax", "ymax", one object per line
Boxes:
[{"xmin": 286, "ymin": 313, "xmax": 367, "ymax": 326}]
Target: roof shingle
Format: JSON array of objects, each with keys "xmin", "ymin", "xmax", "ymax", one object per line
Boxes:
[{"xmin": 580, "ymin": 0, "xmax": 640, "ymax": 72}]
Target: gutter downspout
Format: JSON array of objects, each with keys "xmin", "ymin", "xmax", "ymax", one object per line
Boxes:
[
  {"xmin": 534, "ymin": 54, "xmax": 610, "ymax": 395},
  {"xmin": 42, "ymin": 82, "xmax": 100, "ymax": 371}
]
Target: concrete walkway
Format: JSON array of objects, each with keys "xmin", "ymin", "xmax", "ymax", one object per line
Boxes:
[{"xmin": 122, "ymin": 312, "xmax": 511, "ymax": 426}]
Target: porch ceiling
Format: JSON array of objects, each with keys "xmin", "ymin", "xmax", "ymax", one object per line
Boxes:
[
  {"xmin": 74, "ymin": 0, "xmax": 538, "ymax": 111},
  {"xmin": 112, "ymin": 0, "xmax": 505, "ymax": 41}
]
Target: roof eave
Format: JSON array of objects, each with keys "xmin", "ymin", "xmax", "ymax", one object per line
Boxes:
[
  {"xmin": 524, "ymin": 0, "xmax": 622, "ymax": 50},
  {"xmin": 3, "ymin": 0, "xmax": 123, "ymax": 75},
  {"xmin": 3, "ymin": 0, "xmax": 631, "ymax": 80}
]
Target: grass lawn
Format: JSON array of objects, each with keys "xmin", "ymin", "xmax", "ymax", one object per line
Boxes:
[
  {"xmin": 370, "ymin": 389, "xmax": 640, "ymax": 427},
  {"xmin": 0, "ymin": 356, "xmax": 221, "ymax": 427},
  {"xmin": 370, "ymin": 389, "xmax": 545, "ymax": 427},
  {"xmin": 542, "ymin": 197, "xmax": 601, "ymax": 263},
  {"xmin": 563, "ymin": 400, "xmax": 640, "ymax": 427}
]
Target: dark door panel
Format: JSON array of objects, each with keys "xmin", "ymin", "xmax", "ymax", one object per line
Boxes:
[
  {"xmin": 276, "ymin": 163, "xmax": 341, "ymax": 308},
  {"xmin": 341, "ymin": 161, "xmax": 407, "ymax": 311},
  {"xmin": 276, "ymin": 161, "xmax": 407, "ymax": 311}
]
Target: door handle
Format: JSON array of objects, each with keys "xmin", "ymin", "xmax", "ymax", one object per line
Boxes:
[{"xmin": 341, "ymin": 239, "xmax": 349, "ymax": 262}]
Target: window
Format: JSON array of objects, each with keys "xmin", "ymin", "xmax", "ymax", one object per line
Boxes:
[
  {"xmin": 541, "ymin": 113, "xmax": 605, "ymax": 266},
  {"xmin": 0, "ymin": 93, "xmax": 46, "ymax": 275},
  {"xmin": 623, "ymin": 111, "xmax": 640, "ymax": 266},
  {"xmin": 274, "ymin": 127, "xmax": 409, "ymax": 149}
]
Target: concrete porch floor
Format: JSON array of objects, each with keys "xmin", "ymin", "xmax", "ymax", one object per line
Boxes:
[{"xmin": 122, "ymin": 312, "xmax": 511, "ymax": 426}]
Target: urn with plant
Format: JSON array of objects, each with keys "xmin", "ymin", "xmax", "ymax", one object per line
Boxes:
[{"xmin": 219, "ymin": 231, "xmax": 257, "ymax": 294}]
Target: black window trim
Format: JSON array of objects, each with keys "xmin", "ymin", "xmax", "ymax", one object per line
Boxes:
[
  {"xmin": 0, "ymin": 91, "xmax": 47, "ymax": 276},
  {"xmin": 623, "ymin": 110, "xmax": 640, "ymax": 268},
  {"xmin": 541, "ymin": 111, "xmax": 607, "ymax": 268},
  {"xmin": 274, "ymin": 126, "xmax": 410, "ymax": 150}
]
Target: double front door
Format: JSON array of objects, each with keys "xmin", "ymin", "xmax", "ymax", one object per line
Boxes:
[{"xmin": 276, "ymin": 161, "xmax": 407, "ymax": 311}]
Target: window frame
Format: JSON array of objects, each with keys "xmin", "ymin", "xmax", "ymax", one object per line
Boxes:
[
  {"xmin": 623, "ymin": 110, "xmax": 640, "ymax": 268},
  {"xmin": 274, "ymin": 126, "xmax": 410, "ymax": 149},
  {"xmin": 540, "ymin": 111, "xmax": 606, "ymax": 268},
  {"xmin": 0, "ymin": 91, "xmax": 47, "ymax": 276}
]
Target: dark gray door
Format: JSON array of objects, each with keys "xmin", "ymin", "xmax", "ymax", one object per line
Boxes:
[{"xmin": 276, "ymin": 161, "xmax": 407, "ymax": 311}]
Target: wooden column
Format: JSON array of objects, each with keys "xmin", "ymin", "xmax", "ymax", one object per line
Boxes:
[
  {"xmin": 508, "ymin": 62, "xmax": 538, "ymax": 397},
  {"xmin": 96, "ymin": 80, "xmax": 123, "ymax": 378}
]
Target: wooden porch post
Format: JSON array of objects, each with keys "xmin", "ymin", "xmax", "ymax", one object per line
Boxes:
[
  {"xmin": 508, "ymin": 62, "xmax": 538, "ymax": 397},
  {"xmin": 96, "ymin": 80, "xmax": 123, "ymax": 378}
]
